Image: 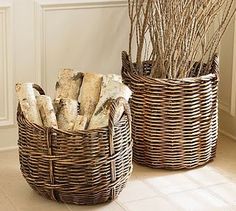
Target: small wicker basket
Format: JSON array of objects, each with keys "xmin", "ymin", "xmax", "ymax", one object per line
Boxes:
[
  {"xmin": 17, "ymin": 84, "xmax": 133, "ymax": 205},
  {"xmin": 122, "ymin": 51, "xmax": 219, "ymax": 170}
]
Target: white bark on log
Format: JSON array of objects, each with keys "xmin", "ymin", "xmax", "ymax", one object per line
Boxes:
[
  {"xmin": 55, "ymin": 69, "xmax": 83, "ymax": 100},
  {"xmin": 53, "ymin": 98, "xmax": 61, "ymax": 115},
  {"xmin": 37, "ymin": 95, "xmax": 58, "ymax": 128},
  {"xmin": 103, "ymin": 74, "xmax": 122, "ymax": 84},
  {"xmin": 73, "ymin": 115, "xmax": 88, "ymax": 131},
  {"xmin": 57, "ymin": 98, "xmax": 78, "ymax": 131},
  {"xmin": 15, "ymin": 83, "xmax": 43, "ymax": 126},
  {"xmin": 88, "ymin": 80, "xmax": 132, "ymax": 129},
  {"xmin": 79, "ymin": 73, "xmax": 102, "ymax": 122}
]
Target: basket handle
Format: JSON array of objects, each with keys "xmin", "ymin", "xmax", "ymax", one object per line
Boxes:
[
  {"xmin": 108, "ymin": 97, "xmax": 131, "ymax": 189},
  {"xmin": 17, "ymin": 83, "xmax": 46, "ymax": 113},
  {"xmin": 109, "ymin": 97, "xmax": 131, "ymax": 129},
  {"xmin": 211, "ymin": 53, "xmax": 219, "ymax": 77},
  {"xmin": 33, "ymin": 83, "xmax": 46, "ymax": 95},
  {"xmin": 121, "ymin": 51, "xmax": 136, "ymax": 74}
]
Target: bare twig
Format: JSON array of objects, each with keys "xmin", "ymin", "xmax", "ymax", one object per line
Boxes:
[{"xmin": 128, "ymin": 0, "xmax": 236, "ymax": 79}]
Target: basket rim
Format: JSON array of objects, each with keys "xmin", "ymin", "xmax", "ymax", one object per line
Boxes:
[
  {"xmin": 124, "ymin": 69, "xmax": 217, "ymax": 84},
  {"xmin": 122, "ymin": 51, "xmax": 219, "ymax": 84},
  {"xmin": 17, "ymin": 107, "xmax": 130, "ymax": 135}
]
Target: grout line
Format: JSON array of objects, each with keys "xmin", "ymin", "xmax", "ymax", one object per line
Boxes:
[
  {"xmin": 164, "ymin": 183, "xmax": 229, "ymax": 197},
  {"xmin": 118, "ymin": 194, "xmax": 184, "ymax": 211},
  {"xmin": 0, "ymin": 187, "xmax": 19, "ymax": 211},
  {"xmin": 117, "ymin": 194, "xmax": 159, "ymax": 205},
  {"xmin": 114, "ymin": 201, "xmax": 127, "ymax": 211},
  {"xmin": 65, "ymin": 204, "xmax": 72, "ymax": 211},
  {"xmin": 210, "ymin": 166, "xmax": 236, "ymax": 181},
  {"xmin": 204, "ymin": 183, "xmax": 236, "ymax": 206},
  {"xmin": 141, "ymin": 178, "xmax": 168, "ymax": 197}
]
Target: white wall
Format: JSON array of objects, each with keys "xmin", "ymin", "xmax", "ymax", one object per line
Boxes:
[
  {"xmin": 219, "ymin": 17, "xmax": 236, "ymax": 140},
  {"xmin": 0, "ymin": 0, "xmax": 129, "ymax": 149}
]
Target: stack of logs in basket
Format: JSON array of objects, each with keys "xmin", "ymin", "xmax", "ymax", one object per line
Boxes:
[{"xmin": 16, "ymin": 69, "xmax": 132, "ymax": 131}]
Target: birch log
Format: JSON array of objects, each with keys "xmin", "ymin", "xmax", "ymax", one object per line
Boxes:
[
  {"xmin": 37, "ymin": 95, "xmax": 58, "ymax": 128},
  {"xmin": 55, "ymin": 69, "xmax": 83, "ymax": 100},
  {"xmin": 88, "ymin": 80, "xmax": 132, "ymax": 129},
  {"xmin": 15, "ymin": 83, "xmax": 43, "ymax": 126},
  {"xmin": 53, "ymin": 98, "xmax": 61, "ymax": 115},
  {"xmin": 103, "ymin": 74, "xmax": 122, "ymax": 83},
  {"xmin": 57, "ymin": 98, "xmax": 78, "ymax": 131},
  {"xmin": 79, "ymin": 73, "xmax": 102, "ymax": 121},
  {"xmin": 73, "ymin": 115, "xmax": 88, "ymax": 131}
]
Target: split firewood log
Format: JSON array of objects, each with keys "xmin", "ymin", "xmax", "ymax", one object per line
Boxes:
[
  {"xmin": 15, "ymin": 83, "xmax": 43, "ymax": 126},
  {"xmin": 37, "ymin": 95, "xmax": 58, "ymax": 128},
  {"xmin": 88, "ymin": 79, "xmax": 132, "ymax": 129},
  {"xmin": 53, "ymin": 98, "xmax": 61, "ymax": 115},
  {"xmin": 79, "ymin": 73, "xmax": 103, "ymax": 122},
  {"xmin": 55, "ymin": 69, "xmax": 83, "ymax": 100},
  {"xmin": 57, "ymin": 98, "xmax": 78, "ymax": 131},
  {"xmin": 73, "ymin": 115, "xmax": 88, "ymax": 131},
  {"xmin": 103, "ymin": 74, "xmax": 122, "ymax": 83}
]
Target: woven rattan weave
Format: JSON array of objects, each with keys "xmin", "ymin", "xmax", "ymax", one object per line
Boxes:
[
  {"xmin": 17, "ymin": 84, "xmax": 132, "ymax": 205},
  {"xmin": 122, "ymin": 51, "xmax": 219, "ymax": 170}
]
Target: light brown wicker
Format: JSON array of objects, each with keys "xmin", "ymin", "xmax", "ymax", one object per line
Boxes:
[
  {"xmin": 17, "ymin": 84, "xmax": 132, "ymax": 205},
  {"xmin": 122, "ymin": 51, "xmax": 219, "ymax": 170}
]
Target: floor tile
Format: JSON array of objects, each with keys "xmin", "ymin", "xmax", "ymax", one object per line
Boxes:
[
  {"xmin": 116, "ymin": 180, "xmax": 157, "ymax": 203},
  {"xmin": 0, "ymin": 187, "xmax": 17, "ymax": 211},
  {"xmin": 0, "ymin": 149, "xmax": 19, "ymax": 170},
  {"xmin": 132, "ymin": 163, "xmax": 182, "ymax": 180},
  {"xmin": 0, "ymin": 175, "xmax": 69, "ymax": 211},
  {"xmin": 143, "ymin": 172, "xmax": 199, "ymax": 195},
  {"xmin": 167, "ymin": 188, "xmax": 230, "ymax": 211},
  {"xmin": 0, "ymin": 133, "xmax": 236, "ymax": 211},
  {"xmin": 67, "ymin": 201, "xmax": 125, "ymax": 211},
  {"xmin": 208, "ymin": 182, "xmax": 236, "ymax": 205},
  {"xmin": 184, "ymin": 166, "xmax": 230, "ymax": 187},
  {"xmin": 17, "ymin": 204, "xmax": 70, "ymax": 211},
  {"xmin": 122, "ymin": 196, "xmax": 180, "ymax": 211}
]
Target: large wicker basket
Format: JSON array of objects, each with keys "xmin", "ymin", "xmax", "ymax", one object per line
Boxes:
[
  {"xmin": 17, "ymin": 84, "xmax": 133, "ymax": 205},
  {"xmin": 122, "ymin": 51, "xmax": 219, "ymax": 170}
]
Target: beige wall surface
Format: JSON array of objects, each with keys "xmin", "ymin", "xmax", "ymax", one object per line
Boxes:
[
  {"xmin": 0, "ymin": 0, "xmax": 235, "ymax": 149},
  {"xmin": 219, "ymin": 17, "xmax": 236, "ymax": 140},
  {"xmin": 0, "ymin": 0, "xmax": 129, "ymax": 149}
]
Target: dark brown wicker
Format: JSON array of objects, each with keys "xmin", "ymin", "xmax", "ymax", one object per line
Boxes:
[
  {"xmin": 17, "ymin": 84, "xmax": 133, "ymax": 205},
  {"xmin": 122, "ymin": 51, "xmax": 219, "ymax": 170}
]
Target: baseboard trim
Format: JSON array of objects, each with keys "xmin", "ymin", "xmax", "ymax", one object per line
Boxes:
[
  {"xmin": 219, "ymin": 129, "xmax": 236, "ymax": 141},
  {"xmin": 0, "ymin": 146, "xmax": 17, "ymax": 152}
]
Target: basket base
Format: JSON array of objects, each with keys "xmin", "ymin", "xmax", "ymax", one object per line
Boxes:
[
  {"xmin": 30, "ymin": 185, "xmax": 119, "ymax": 205},
  {"xmin": 133, "ymin": 156, "xmax": 216, "ymax": 170}
]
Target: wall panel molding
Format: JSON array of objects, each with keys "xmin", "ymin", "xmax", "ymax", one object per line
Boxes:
[
  {"xmin": 230, "ymin": 16, "xmax": 236, "ymax": 117},
  {"xmin": 219, "ymin": 129, "xmax": 236, "ymax": 142},
  {"xmin": 34, "ymin": 0, "xmax": 127, "ymax": 90},
  {"xmin": 219, "ymin": 101, "xmax": 231, "ymax": 114},
  {"xmin": 0, "ymin": 6, "xmax": 13, "ymax": 126}
]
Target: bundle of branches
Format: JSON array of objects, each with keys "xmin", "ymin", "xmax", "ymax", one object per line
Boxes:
[{"xmin": 128, "ymin": 0, "xmax": 236, "ymax": 79}]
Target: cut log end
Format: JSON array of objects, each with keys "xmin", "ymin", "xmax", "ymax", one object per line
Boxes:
[{"xmin": 55, "ymin": 69, "xmax": 83, "ymax": 100}]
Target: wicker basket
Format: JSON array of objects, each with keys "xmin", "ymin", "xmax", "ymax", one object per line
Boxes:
[
  {"xmin": 122, "ymin": 51, "xmax": 219, "ymax": 170},
  {"xmin": 17, "ymin": 84, "xmax": 133, "ymax": 205}
]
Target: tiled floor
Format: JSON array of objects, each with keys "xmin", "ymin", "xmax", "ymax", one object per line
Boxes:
[{"xmin": 0, "ymin": 134, "xmax": 236, "ymax": 211}]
